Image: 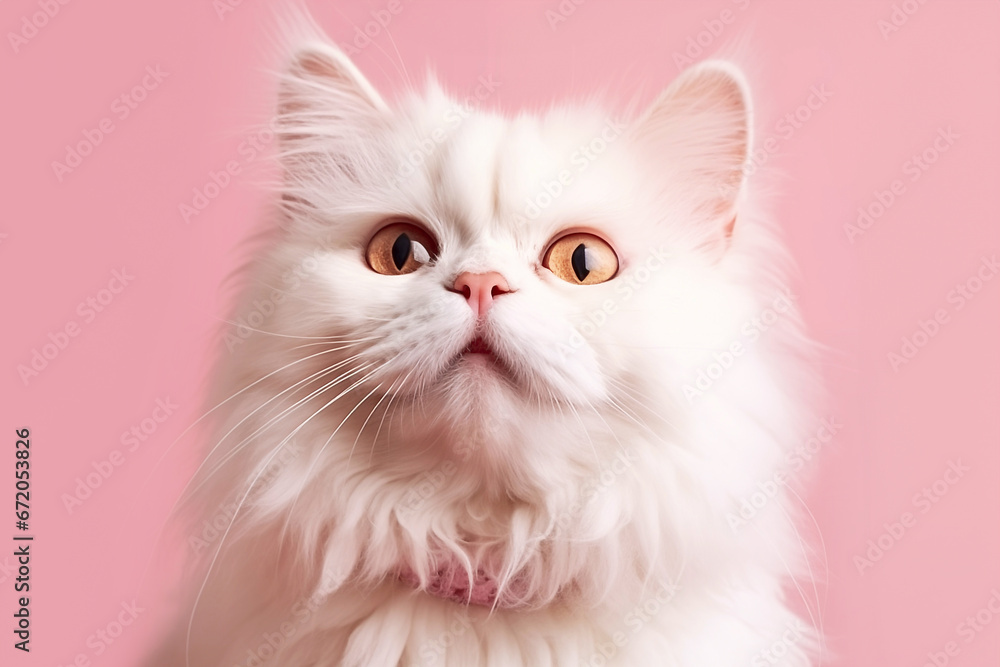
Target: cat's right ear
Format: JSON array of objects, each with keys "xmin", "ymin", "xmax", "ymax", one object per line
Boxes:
[
  {"xmin": 277, "ymin": 43, "xmax": 388, "ymax": 127},
  {"xmin": 273, "ymin": 39, "xmax": 389, "ymax": 194}
]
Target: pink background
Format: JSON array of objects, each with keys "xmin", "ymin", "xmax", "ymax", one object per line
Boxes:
[{"xmin": 2, "ymin": 1, "xmax": 998, "ymax": 665}]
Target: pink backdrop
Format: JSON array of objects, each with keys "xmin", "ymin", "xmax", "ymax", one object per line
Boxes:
[{"xmin": 2, "ymin": 1, "xmax": 998, "ymax": 665}]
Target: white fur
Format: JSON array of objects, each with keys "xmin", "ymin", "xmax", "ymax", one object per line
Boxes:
[{"xmin": 151, "ymin": 16, "xmax": 822, "ymax": 667}]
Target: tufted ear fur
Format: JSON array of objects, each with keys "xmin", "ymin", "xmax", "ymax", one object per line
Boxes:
[
  {"xmin": 278, "ymin": 42, "xmax": 386, "ymax": 121},
  {"xmin": 273, "ymin": 29, "xmax": 390, "ymax": 211},
  {"xmin": 633, "ymin": 60, "xmax": 751, "ymax": 235}
]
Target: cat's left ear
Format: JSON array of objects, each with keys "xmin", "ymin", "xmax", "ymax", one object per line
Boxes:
[{"xmin": 633, "ymin": 60, "xmax": 751, "ymax": 235}]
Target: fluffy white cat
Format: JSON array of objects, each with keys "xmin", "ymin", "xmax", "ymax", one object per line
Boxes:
[{"xmin": 151, "ymin": 15, "xmax": 822, "ymax": 667}]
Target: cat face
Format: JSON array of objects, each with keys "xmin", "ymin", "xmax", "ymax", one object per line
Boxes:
[
  {"xmin": 198, "ymin": 31, "xmax": 802, "ymax": 614},
  {"xmin": 265, "ymin": 42, "xmax": 752, "ymax": 470}
]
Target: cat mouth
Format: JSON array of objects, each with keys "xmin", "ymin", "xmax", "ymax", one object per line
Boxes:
[
  {"xmin": 458, "ymin": 335, "xmax": 509, "ymax": 373},
  {"xmin": 463, "ymin": 336, "xmax": 493, "ymax": 355},
  {"xmin": 450, "ymin": 334, "xmax": 514, "ymax": 381},
  {"xmin": 442, "ymin": 333, "xmax": 517, "ymax": 384}
]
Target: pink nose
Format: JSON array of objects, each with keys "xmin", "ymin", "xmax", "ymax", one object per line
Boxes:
[{"xmin": 452, "ymin": 271, "xmax": 511, "ymax": 317}]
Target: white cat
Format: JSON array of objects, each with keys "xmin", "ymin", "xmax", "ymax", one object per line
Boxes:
[{"xmin": 151, "ymin": 15, "xmax": 822, "ymax": 667}]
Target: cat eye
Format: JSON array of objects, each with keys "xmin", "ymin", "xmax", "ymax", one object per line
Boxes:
[
  {"xmin": 366, "ymin": 221, "xmax": 439, "ymax": 275},
  {"xmin": 542, "ymin": 233, "xmax": 619, "ymax": 285}
]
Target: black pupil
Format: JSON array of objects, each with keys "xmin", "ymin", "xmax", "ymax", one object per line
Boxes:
[
  {"xmin": 571, "ymin": 243, "xmax": 589, "ymax": 282},
  {"xmin": 391, "ymin": 233, "xmax": 411, "ymax": 270}
]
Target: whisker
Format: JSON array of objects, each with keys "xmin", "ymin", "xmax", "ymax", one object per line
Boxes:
[
  {"xmin": 287, "ymin": 335, "xmax": 383, "ymax": 351},
  {"xmin": 369, "ymin": 368, "xmax": 417, "ymax": 467},
  {"xmin": 217, "ymin": 320, "xmax": 363, "ymax": 340},
  {"xmin": 132, "ymin": 343, "xmax": 366, "ymax": 596},
  {"xmin": 191, "ymin": 361, "xmax": 377, "ymax": 492},
  {"xmin": 782, "ymin": 483, "xmax": 829, "ymax": 657},
  {"xmin": 184, "ymin": 363, "xmax": 388, "ymax": 665},
  {"xmin": 172, "ymin": 353, "xmax": 368, "ymax": 509},
  {"xmin": 148, "ymin": 343, "xmax": 363, "ymax": 490},
  {"xmin": 748, "ymin": 518, "xmax": 824, "ymax": 656},
  {"xmin": 276, "ymin": 379, "xmax": 389, "ymax": 549}
]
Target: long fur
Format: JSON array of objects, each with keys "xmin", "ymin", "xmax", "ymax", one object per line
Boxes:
[{"xmin": 150, "ymin": 13, "xmax": 823, "ymax": 667}]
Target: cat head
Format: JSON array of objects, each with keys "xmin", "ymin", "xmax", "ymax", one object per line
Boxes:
[
  {"xmin": 261, "ymin": 33, "xmax": 754, "ymax": 453},
  {"xmin": 215, "ymin": 26, "xmax": 792, "ymax": 609}
]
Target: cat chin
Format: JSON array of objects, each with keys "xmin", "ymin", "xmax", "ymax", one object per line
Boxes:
[
  {"xmin": 434, "ymin": 353, "xmax": 522, "ymax": 412},
  {"xmin": 432, "ymin": 375, "xmax": 523, "ymax": 463},
  {"xmin": 456, "ymin": 350, "xmax": 503, "ymax": 370},
  {"xmin": 432, "ymin": 350, "xmax": 602, "ymax": 414},
  {"xmin": 449, "ymin": 350, "xmax": 512, "ymax": 381}
]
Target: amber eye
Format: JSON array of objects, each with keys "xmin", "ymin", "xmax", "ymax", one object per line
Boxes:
[
  {"xmin": 366, "ymin": 222, "xmax": 438, "ymax": 275},
  {"xmin": 542, "ymin": 232, "xmax": 619, "ymax": 285}
]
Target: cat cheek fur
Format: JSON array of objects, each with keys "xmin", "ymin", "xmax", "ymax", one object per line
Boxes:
[{"xmin": 151, "ymin": 12, "xmax": 821, "ymax": 667}]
